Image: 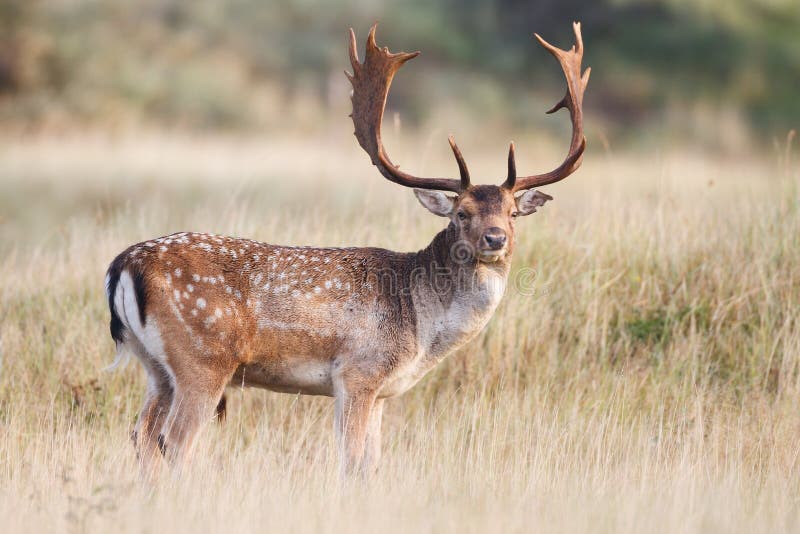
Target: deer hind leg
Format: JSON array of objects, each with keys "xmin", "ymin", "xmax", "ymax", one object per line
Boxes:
[
  {"xmin": 159, "ymin": 362, "xmax": 234, "ymax": 474},
  {"xmin": 334, "ymin": 377, "xmax": 378, "ymax": 478},
  {"xmin": 132, "ymin": 362, "xmax": 174, "ymax": 481},
  {"xmin": 120, "ymin": 332, "xmax": 174, "ymax": 481},
  {"xmin": 214, "ymin": 394, "xmax": 227, "ymax": 422}
]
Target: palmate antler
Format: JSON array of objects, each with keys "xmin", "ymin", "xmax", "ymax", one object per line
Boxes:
[
  {"xmin": 504, "ymin": 22, "xmax": 590, "ymax": 192},
  {"xmin": 347, "ymin": 22, "xmax": 589, "ymax": 194},
  {"xmin": 347, "ymin": 25, "xmax": 470, "ymax": 193}
]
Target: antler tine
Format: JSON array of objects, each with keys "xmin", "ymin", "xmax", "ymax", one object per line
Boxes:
[
  {"xmin": 506, "ymin": 141, "xmax": 517, "ymax": 187},
  {"xmin": 448, "ymin": 135, "xmax": 471, "ymax": 190},
  {"xmin": 347, "ymin": 24, "xmax": 469, "ymax": 194},
  {"xmin": 503, "ymin": 21, "xmax": 590, "ymax": 192}
]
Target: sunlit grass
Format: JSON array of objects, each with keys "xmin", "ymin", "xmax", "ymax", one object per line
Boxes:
[{"xmin": 0, "ymin": 132, "xmax": 798, "ymax": 532}]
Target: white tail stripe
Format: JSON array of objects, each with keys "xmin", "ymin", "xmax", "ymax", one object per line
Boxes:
[{"xmin": 115, "ymin": 271, "xmax": 173, "ymax": 377}]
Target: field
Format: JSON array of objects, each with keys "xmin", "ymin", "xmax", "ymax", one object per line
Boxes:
[{"xmin": 0, "ymin": 131, "xmax": 798, "ymax": 532}]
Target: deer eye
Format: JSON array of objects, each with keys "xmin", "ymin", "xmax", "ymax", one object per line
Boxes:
[
  {"xmin": 457, "ymin": 211, "xmax": 468, "ymax": 221},
  {"xmin": 511, "ymin": 211, "xmax": 520, "ymax": 219}
]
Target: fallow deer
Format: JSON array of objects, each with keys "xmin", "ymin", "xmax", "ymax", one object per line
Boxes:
[{"xmin": 105, "ymin": 22, "xmax": 589, "ymax": 478}]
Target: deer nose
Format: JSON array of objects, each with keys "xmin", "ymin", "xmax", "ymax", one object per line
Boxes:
[{"xmin": 482, "ymin": 228, "xmax": 507, "ymax": 250}]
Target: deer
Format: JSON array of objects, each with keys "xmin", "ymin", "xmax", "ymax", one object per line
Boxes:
[{"xmin": 105, "ymin": 22, "xmax": 589, "ymax": 479}]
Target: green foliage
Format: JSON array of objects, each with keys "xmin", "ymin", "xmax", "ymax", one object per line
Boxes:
[
  {"xmin": 624, "ymin": 305, "xmax": 711, "ymax": 347},
  {"xmin": 626, "ymin": 309, "xmax": 671, "ymax": 345},
  {"xmin": 0, "ymin": 0, "xmax": 798, "ymax": 140}
]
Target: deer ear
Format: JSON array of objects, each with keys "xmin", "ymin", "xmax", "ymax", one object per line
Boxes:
[
  {"xmin": 414, "ymin": 189, "xmax": 455, "ymax": 217},
  {"xmin": 515, "ymin": 190, "xmax": 553, "ymax": 216}
]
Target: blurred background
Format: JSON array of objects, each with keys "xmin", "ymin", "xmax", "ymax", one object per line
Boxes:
[
  {"xmin": 2, "ymin": 5, "xmax": 800, "ymax": 528},
  {"xmin": 1, "ymin": 0, "xmax": 797, "ymax": 152}
]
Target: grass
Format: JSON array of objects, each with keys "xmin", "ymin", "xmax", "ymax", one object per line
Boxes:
[{"xmin": 0, "ymin": 131, "xmax": 798, "ymax": 532}]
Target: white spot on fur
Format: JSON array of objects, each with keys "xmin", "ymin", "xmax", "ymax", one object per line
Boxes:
[
  {"xmin": 174, "ymin": 268, "xmax": 182, "ymax": 278},
  {"xmin": 196, "ymin": 298, "xmax": 206, "ymax": 309}
]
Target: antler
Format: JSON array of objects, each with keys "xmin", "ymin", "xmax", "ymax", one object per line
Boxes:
[
  {"xmin": 503, "ymin": 22, "xmax": 590, "ymax": 192},
  {"xmin": 347, "ymin": 25, "xmax": 470, "ymax": 193}
]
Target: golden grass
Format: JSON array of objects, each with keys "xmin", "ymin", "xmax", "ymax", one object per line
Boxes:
[{"xmin": 0, "ymin": 132, "xmax": 798, "ymax": 532}]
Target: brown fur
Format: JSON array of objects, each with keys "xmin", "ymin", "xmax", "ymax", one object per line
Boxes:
[{"xmin": 107, "ymin": 184, "xmax": 551, "ymax": 478}]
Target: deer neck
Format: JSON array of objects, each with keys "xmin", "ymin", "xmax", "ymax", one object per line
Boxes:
[{"xmin": 410, "ymin": 223, "xmax": 511, "ymax": 360}]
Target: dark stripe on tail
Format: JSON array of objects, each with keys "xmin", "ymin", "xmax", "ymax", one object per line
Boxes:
[
  {"xmin": 106, "ymin": 253, "xmax": 126, "ymax": 344},
  {"xmin": 106, "ymin": 246, "xmax": 149, "ymax": 344},
  {"xmin": 132, "ymin": 267, "xmax": 148, "ymax": 326}
]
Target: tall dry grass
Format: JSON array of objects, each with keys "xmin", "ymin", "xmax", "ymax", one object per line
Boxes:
[{"xmin": 0, "ymin": 132, "xmax": 798, "ymax": 532}]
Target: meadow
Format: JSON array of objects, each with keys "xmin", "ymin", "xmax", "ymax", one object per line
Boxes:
[{"xmin": 0, "ymin": 130, "xmax": 798, "ymax": 532}]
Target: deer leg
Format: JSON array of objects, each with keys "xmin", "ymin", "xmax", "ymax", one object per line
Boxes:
[
  {"xmin": 132, "ymin": 361, "xmax": 174, "ymax": 481},
  {"xmin": 362, "ymin": 398, "xmax": 385, "ymax": 475},
  {"xmin": 160, "ymin": 367, "xmax": 232, "ymax": 474},
  {"xmin": 214, "ymin": 394, "xmax": 227, "ymax": 422},
  {"xmin": 333, "ymin": 381, "xmax": 377, "ymax": 478}
]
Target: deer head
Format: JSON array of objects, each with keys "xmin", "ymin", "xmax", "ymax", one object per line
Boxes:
[{"xmin": 347, "ymin": 23, "xmax": 590, "ymax": 263}]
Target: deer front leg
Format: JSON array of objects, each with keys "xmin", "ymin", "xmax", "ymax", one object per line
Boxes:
[
  {"xmin": 333, "ymin": 376, "xmax": 378, "ymax": 478},
  {"xmin": 363, "ymin": 398, "xmax": 384, "ymax": 475}
]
